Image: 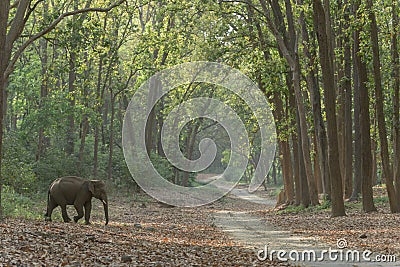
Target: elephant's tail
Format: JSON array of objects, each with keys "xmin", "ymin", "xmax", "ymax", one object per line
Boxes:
[{"xmin": 44, "ymin": 189, "xmax": 51, "ymax": 217}]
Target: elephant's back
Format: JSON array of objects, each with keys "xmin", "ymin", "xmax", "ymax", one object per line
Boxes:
[
  {"xmin": 51, "ymin": 176, "xmax": 85, "ymax": 204},
  {"xmin": 58, "ymin": 176, "xmax": 85, "ymax": 184}
]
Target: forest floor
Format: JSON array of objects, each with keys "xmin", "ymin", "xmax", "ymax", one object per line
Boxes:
[
  {"xmin": 0, "ymin": 190, "xmax": 288, "ymax": 266},
  {"xmin": 1, "ymin": 185, "xmax": 400, "ymax": 266}
]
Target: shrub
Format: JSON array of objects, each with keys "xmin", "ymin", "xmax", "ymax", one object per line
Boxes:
[
  {"xmin": 2, "ymin": 133, "xmax": 37, "ymax": 193},
  {"xmin": 2, "ymin": 185, "xmax": 43, "ymax": 219}
]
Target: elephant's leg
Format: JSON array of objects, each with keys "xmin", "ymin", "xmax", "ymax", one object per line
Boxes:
[
  {"xmin": 73, "ymin": 203, "xmax": 84, "ymax": 223},
  {"xmin": 60, "ymin": 205, "xmax": 71, "ymax": 222},
  {"xmin": 45, "ymin": 197, "xmax": 58, "ymax": 221},
  {"xmin": 84, "ymin": 201, "xmax": 92, "ymax": 225}
]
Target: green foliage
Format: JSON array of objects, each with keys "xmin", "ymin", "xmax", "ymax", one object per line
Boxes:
[
  {"xmin": 312, "ymin": 200, "xmax": 331, "ymax": 211},
  {"xmin": 344, "ymin": 200, "xmax": 362, "ymax": 209},
  {"xmin": 272, "ymin": 187, "xmax": 283, "ymax": 197},
  {"xmin": 278, "ymin": 200, "xmax": 331, "ymax": 214},
  {"xmin": 277, "ymin": 204, "xmax": 306, "ymax": 214},
  {"xmin": 1, "ymin": 133, "xmax": 37, "ymax": 194},
  {"xmin": 373, "ymin": 196, "xmax": 389, "ymax": 204},
  {"xmin": 109, "ymin": 148, "xmax": 135, "ymax": 189},
  {"xmin": 1, "ymin": 185, "xmax": 43, "ymax": 219},
  {"xmin": 34, "ymin": 149, "xmax": 84, "ymax": 187},
  {"xmin": 149, "ymin": 153, "xmax": 175, "ymax": 182}
]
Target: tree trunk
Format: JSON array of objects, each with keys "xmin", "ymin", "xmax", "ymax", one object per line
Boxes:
[
  {"xmin": 286, "ymin": 74, "xmax": 298, "ymax": 205},
  {"xmin": 0, "ymin": 79, "xmax": 3, "ymax": 219},
  {"xmin": 392, "ymin": 0, "xmax": 400, "ymax": 202},
  {"xmin": 93, "ymin": 16, "xmax": 108, "ymax": 178},
  {"xmin": 293, "ymin": 68, "xmax": 319, "ymax": 205},
  {"xmin": 108, "ymin": 94, "xmax": 115, "ymax": 181},
  {"xmin": 36, "ymin": 32, "xmax": 49, "ymax": 161},
  {"xmin": 343, "ymin": 0, "xmax": 353, "ymax": 199},
  {"xmin": 313, "ymin": 0, "xmax": 346, "ymax": 216},
  {"xmin": 367, "ymin": 0, "xmax": 398, "ymax": 211},
  {"xmin": 269, "ymin": 90, "xmax": 294, "ymax": 205},
  {"xmin": 272, "ymin": 155, "xmax": 277, "ymax": 185},
  {"xmin": 268, "ymin": 0, "xmax": 319, "ymax": 206},
  {"xmin": 93, "ymin": 124, "xmax": 100, "ymax": 178},
  {"xmin": 0, "ymin": 0, "xmax": 11, "ymax": 219},
  {"xmin": 299, "ymin": 6, "xmax": 329, "ymax": 198},
  {"xmin": 66, "ymin": 1, "xmax": 80, "ymax": 155},
  {"xmin": 145, "ymin": 76, "xmax": 160, "ymax": 155},
  {"xmin": 182, "ymin": 122, "xmax": 201, "ymax": 187},
  {"xmin": 314, "ymin": 134, "xmax": 323, "ymax": 194},
  {"xmin": 78, "ymin": 115, "xmax": 89, "ymax": 165},
  {"xmin": 353, "ymin": 0, "xmax": 377, "ymax": 212},
  {"xmin": 349, "ymin": 31, "xmax": 362, "ymax": 201},
  {"xmin": 285, "ymin": 0, "xmax": 319, "ymax": 206},
  {"xmin": 298, "ymin": 123, "xmax": 310, "ymax": 207},
  {"xmin": 291, "ymin": 134, "xmax": 301, "ymax": 205},
  {"xmin": 0, "ymin": 76, "xmax": 4, "ymax": 220},
  {"xmin": 66, "ymin": 48, "xmax": 76, "ymax": 155}
]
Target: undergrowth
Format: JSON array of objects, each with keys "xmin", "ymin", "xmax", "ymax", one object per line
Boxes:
[{"xmin": 2, "ymin": 185, "xmax": 45, "ymax": 219}]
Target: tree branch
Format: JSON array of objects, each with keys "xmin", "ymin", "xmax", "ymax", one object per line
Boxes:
[
  {"xmin": 6, "ymin": 0, "xmax": 30, "ymax": 55},
  {"xmin": 5, "ymin": 0, "xmax": 126, "ymax": 79},
  {"xmin": 10, "ymin": 0, "xmax": 21, "ymax": 10},
  {"xmin": 24, "ymin": 0, "xmax": 45, "ymax": 24}
]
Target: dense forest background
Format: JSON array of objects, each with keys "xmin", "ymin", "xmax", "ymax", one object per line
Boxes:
[{"xmin": 0, "ymin": 0, "xmax": 399, "ymax": 219}]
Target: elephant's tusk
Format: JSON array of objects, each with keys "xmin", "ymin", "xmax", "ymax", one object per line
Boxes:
[{"xmin": 102, "ymin": 200, "xmax": 107, "ymax": 205}]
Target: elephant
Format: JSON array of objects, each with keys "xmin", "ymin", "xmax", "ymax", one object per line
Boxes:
[{"xmin": 44, "ymin": 176, "xmax": 109, "ymax": 225}]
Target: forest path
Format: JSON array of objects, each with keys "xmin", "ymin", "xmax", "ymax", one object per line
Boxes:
[{"xmin": 212, "ymin": 186, "xmax": 394, "ymax": 266}]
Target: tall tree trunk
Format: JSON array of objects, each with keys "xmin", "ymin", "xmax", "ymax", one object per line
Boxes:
[
  {"xmin": 343, "ymin": 0, "xmax": 353, "ymax": 199},
  {"xmin": 313, "ymin": 0, "xmax": 346, "ymax": 216},
  {"xmin": 270, "ymin": 0, "xmax": 319, "ymax": 205},
  {"xmin": 93, "ymin": 16, "xmax": 108, "ymax": 178},
  {"xmin": 299, "ymin": 4, "xmax": 329, "ymax": 198},
  {"xmin": 256, "ymin": 0, "xmax": 297, "ymax": 204},
  {"xmin": 182, "ymin": 122, "xmax": 201, "ymax": 187},
  {"xmin": 291, "ymin": 133, "xmax": 301, "ymax": 205},
  {"xmin": 367, "ymin": 0, "xmax": 398, "ymax": 212},
  {"xmin": 272, "ymin": 155, "xmax": 277, "ymax": 185},
  {"xmin": 349, "ymin": 32, "xmax": 362, "ymax": 201},
  {"xmin": 0, "ymin": 76, "xmax": 4, "ymax": 220},
  {"xmin": 0, "ymin": 0, "xmax": 11, "ymax": 220},
  {"xmin": 285, "ymin": 0, "xmax": 319, "ymax": 206},
  {"xmin": 286, "ymin": 74, "xmax": 297, "ymax": 204},
  {"xmin": 391, "ymin": 0, "xmax": 400, "ymax": 204},
  {"xmin": 246, "ymin": 1, "xmax": 294, "ymax": 200},
  {"xmin": 353, "ymin": 0, "xmax": 377, "ymax": 212},
  {"xmin": 273, "ymin": 92, "xmax": 295, "ymax": 204},
  {"xmin": 0, "ymin": 78, "xmax": 4, "ymax": 218},
  {"xmin": 65, "ymin": 0, "xmax": 80, "ymax": 155},
  {"xmin": 78, "ymin": 53, "xmax": 91, "ymax": 170},
  {"xmin": 66, "ymin": 49, "xmax": 76, "ymax": 156},
  {"xmin": 297, "ymin": 120, "xmax": 310, "ymax": 207},
  {"xmin": 108, "ymin": 94, "xmax": 115, "ymax": 181},
  {"xmin": 78, "ymin": 115, "xmax": 89, "ymax": 164},
  {"xmin": 260, "ymin": 0, "xmax": 319, "ymax": 205},
  {"xmin": 145, "ymin": 77, "xmax": 160, "ymax": 155},
  {"xmin": 313, "ymin": 134, "xmax": 323, "ymax": 194},
  {"xmin": 337, "ymin": 65, "xmax": 345, "ymax": 194},
  {"xmin": 325, "ymin": 0, "xmax": 352, "ymax": 200},
  {"xmin": 36, "ymin": 33, "xmax": 49, "ymax": 161}
]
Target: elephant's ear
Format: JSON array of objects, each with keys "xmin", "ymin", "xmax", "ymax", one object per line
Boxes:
[{"xmin": 88, "ymin": 181, "xmax": 95, "ymax": 195}]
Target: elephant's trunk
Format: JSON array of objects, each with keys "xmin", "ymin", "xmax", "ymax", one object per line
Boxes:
[{"xmin": 102, "ymin": 197, "xmax": 109, "ymax": 225}]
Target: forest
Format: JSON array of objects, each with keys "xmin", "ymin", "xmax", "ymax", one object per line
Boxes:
[{"xmin": 0, "ymin": 0, "xmax": 400, "ymax": 265}]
